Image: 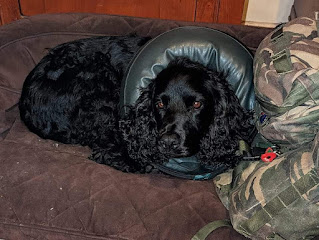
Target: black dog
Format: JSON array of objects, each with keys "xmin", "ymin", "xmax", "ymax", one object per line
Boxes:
[{"xmin": 19, "ymin": 35, "xmax": 254, "ymax": 173}]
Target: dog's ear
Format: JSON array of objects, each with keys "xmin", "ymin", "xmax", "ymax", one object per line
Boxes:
[
  {"xmin": 120, "ymin": 82, "xmax": 164, "ymax": 164},
  {"xmin": 197, "ymin": 70, "xmax": 253, "ymax": 166}
]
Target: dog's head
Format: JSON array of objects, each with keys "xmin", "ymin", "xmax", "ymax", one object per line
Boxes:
[
  {"xmin": 121, "ymin": 57, "xmax": 253, "ymax": 166},
  {"xmin": 152, "ymin": 58, "xmax": 215, "ymax": 158}
]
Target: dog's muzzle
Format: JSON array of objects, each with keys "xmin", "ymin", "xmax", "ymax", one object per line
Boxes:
[{"xmin": 158, "ymin": 133, "xmax": 180, "ymax": 153}]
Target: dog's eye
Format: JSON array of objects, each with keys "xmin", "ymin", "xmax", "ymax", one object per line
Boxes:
[
  {"xmin": 157, "ymin": 102, "xmax": 165, "ymax": 109},
  {"xmin": 193, "ymin": 101, "xmax": 202, "ymax": 109}
]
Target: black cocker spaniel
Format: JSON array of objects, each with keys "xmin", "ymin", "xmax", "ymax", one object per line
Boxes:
[{"xmin": 19, "ymin": 35, "xmax": 254, "ymax": 174}]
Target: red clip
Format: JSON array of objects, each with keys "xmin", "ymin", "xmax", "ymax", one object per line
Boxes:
[{"xmin": 261, "ymin": 147, "xmax": 277, "ymax": 162}]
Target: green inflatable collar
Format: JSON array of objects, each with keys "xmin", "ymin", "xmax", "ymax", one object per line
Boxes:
[{"xmin": 120, "ymin": 26, "xmax": 255, "ymax": 116}]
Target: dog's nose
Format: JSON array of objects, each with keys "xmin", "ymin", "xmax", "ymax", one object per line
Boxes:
[{"xmin": 158, "ymin": 134, "xmax": 180, "ymax": 151}]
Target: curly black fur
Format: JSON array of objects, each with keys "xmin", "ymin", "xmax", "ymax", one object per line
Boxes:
[{"xmin": 19, "ymin": 35, "xmax": 254, "ymax": 174}]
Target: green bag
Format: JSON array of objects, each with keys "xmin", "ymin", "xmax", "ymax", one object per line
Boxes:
[
  {"xmin": 212, "ymin": 133, "xmax": 319, "ymax": 240},
  {"xmin": 254, "ymin": 13, "xmax": 319, "ymax": 151},
  {"xmin": 193, "ymin": 134, "xmax": 319, "ymax": 240}
]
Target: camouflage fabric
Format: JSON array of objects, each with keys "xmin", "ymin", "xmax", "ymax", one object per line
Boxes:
[
  {"xmin": 254, "ymin": 14, "xmax": 319, "ymax": 151},
  {"xmin": 214, "ymin": 132, "xmax": 319, "ymax": 240},
  {"xmin": 209, "ymin": 14, "xmax": 319, "ymax": 240}
]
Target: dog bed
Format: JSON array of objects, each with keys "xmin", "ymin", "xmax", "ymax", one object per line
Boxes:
[{"xmin": 0, "ymin": 13, "xmax": 273, "ymax": 240}]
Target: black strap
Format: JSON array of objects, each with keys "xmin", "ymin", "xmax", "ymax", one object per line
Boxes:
[
  {"xmin": 270, "ymin": 25, "xmax": 283, "ymax": 41},
  {"xmin": 153, "ymin": 162, "xmax": 227, "ymax": 180}
]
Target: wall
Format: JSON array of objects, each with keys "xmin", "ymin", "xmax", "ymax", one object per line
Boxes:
[{"xmin": 244, "ymin": 0, "xmax": 294, "ymax": 27}]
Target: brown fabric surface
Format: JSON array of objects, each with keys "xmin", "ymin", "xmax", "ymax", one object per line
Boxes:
[
  {"xmin": 0, "ymin": 12, "xmax": 272, "ymax": 239},
  {"xmin": 290, "ymin": 0, "xmax": 319, "ymax": 19},
  {"xmin": 0, "ymin": 115, "xmax": 246, "ymax": 240}
]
